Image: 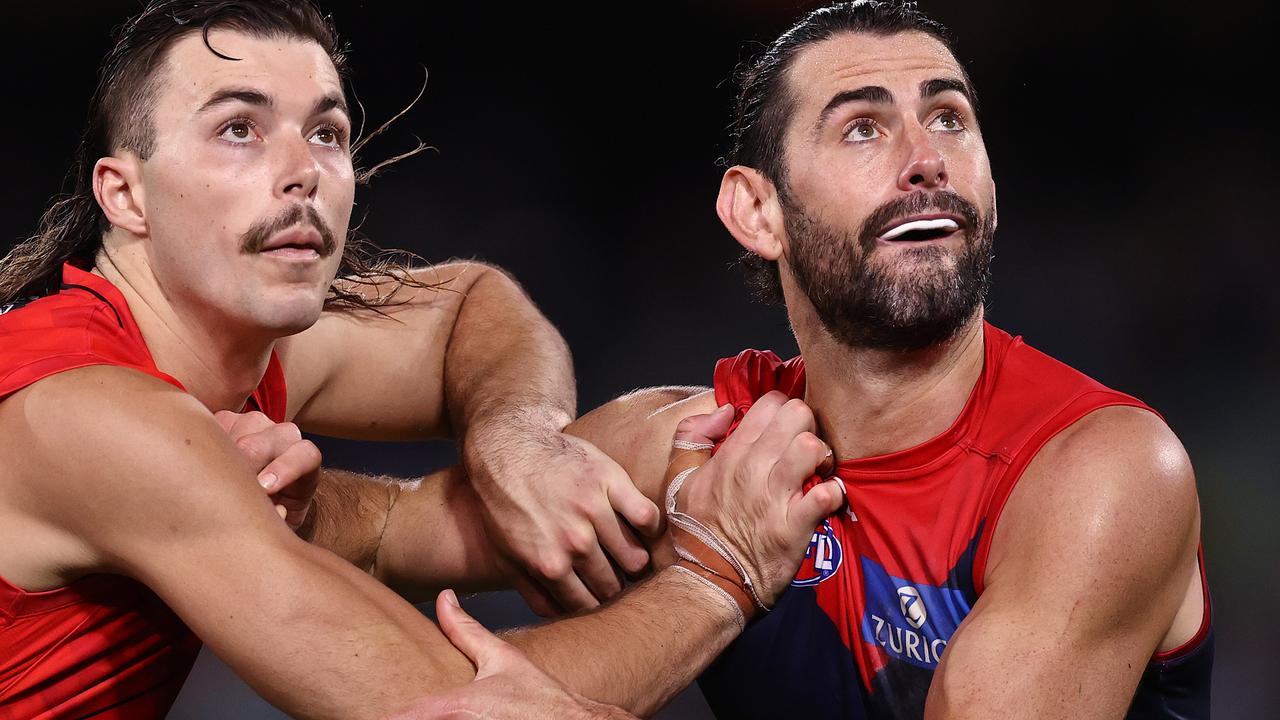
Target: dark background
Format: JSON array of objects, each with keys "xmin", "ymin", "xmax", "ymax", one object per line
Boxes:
[{"xmin": 3, "ymin": 2, "xmax": 1276, "ymax": 717}]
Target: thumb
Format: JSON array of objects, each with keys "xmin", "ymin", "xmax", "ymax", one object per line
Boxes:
[
  {"xmin": 436, "ymin": 589, "xmax": 508, "ymax": 679},
  {"xmin": 790, "ymin": 478, "xmax": 846, "ymax": 533},
  {"xmin": 672, "ymin": 403, "xmax": 735, "ymax": 448}
]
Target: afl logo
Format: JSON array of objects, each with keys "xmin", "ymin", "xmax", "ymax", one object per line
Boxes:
[
  {"xmin": 897, "ymin": 586, "xmax": 927, "ymax": 629},
  {"xmin": 792, "ymin": 520, "xmax": 842, "ymax": 587}
]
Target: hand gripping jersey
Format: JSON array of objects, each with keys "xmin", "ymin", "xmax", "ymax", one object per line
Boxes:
[
  {"xmin": 698, "ymin": 323, "xmax": 1212, "ymax": 720},
  {"xmin": 0, "ymin": 264, "xmax": 288, "ymax": 719}
]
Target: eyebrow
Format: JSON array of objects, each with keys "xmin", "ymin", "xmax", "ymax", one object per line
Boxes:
[
  {"xmin": 814, "ymin": 76, "xmax": 975, "ymax": 132},
  {"xmin": 194, "ymin": 87, "xmax": 350, "ymax": 121},
  {"xmin": 920, "ymin": 77, "xmax": 973, "ymax": 104}
]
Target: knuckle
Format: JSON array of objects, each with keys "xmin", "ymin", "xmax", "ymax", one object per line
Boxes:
[
  {"xmin": 280, "ymin": 422, "xmax": 303, "ymax": 442},
  {"xmin": 797, "ymin": 432, "xmax": 824, "ymax": 455},
  {"xmin": 234, "ymin": 434, "xmax": 265, "ymax": 456},
  {"xmin": 563, "ymin": 527, "xmax": 596, "ymax": 556},
  {"xmin": 296, "ymin": 439, "xmax": 322, "ymax": 463},
  {"xmin": 630, "ymin": 502, "xmax": 657, "ymax": 528},
  {"xmin": 533, "ymin": 555, "xmax": 571, "ymax": 581},
  {"xmin": 783, "ymin": 398, "xmax": 814, "ymax": 423}
]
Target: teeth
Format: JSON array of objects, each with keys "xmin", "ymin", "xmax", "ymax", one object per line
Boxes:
[{"xmin": 880, "ymin": 218, "xmax": 959, "ymax": 241}]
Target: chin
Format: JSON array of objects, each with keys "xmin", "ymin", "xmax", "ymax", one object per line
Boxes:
[{"xmin": 245, "ymin": 290, "xmax": 328, "ymax": 337}]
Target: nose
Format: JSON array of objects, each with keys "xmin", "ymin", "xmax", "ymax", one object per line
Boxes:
[
  {"xmin": 276, "ymin": 133, "xmax": 320, "ymax": 201},
  {"xmin": 897, "ymin": 125, "xmax": 949, "ymax": 191}
]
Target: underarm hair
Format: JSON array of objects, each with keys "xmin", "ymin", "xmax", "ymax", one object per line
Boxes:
[{"xmin": 305, "ymin": 469, "xmax": 405, "ymax": 573}]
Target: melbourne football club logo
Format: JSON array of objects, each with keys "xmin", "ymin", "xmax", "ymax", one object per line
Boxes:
[
  {"xmin": 792, "ymin": 519, "xmax": 842, "ymax": 587},
  {"xmin": 897, "ymin": 586, "xmax": 927, "ymax": 629}
]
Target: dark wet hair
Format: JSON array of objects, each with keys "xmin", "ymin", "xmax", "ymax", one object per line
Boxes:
[
  {"xmin": 0, "ymin": 0, "xmax": 432, "ymax": 311},
  {"xmin": 727, "ymin": 1, "xmax": 967, "ymax": 303}
]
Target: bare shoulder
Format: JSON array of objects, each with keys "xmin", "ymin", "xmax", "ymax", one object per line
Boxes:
[
  {"xmin": 567, "ymin": 386, "xmax": 719, "ymax": 503},
  {"xmin": 1017, "ymin": 405, "xmax": 1196, "ymax": 526},
  {"xmin": 988, "ymin": 404, "xmax": 1199, "ymax": 611},
  {"xmin": 0, "ymin": 365, "xmax": 284, "ymax": 579}
]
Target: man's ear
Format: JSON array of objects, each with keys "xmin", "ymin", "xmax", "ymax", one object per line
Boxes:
[
  {"xmin": 93, "ymin": 154, "xmax": 147, "ymax": 238},
  {"xmin": 716, "ymin": 165, "xmax": 787, "ymax": 262}
]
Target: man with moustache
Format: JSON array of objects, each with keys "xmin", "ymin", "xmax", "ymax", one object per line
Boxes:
[
  {"xmin": 545, "ymin": 2, "xmax": 1211, "ymax": 718},
  {"xmin": 0, "ymin": 1, "xmax": 849, "ymax": 718}
]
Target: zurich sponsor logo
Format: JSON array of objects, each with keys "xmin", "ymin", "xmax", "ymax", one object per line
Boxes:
[
  {"xmin": 898, "ymin": 586, "xmax": 927, "ymax": 629},
  {"xmin": 792, "ymin": 519, "xmax": 842, "ymax": 587},
  {"xmin": 859, "ymin": 556, "xmax": 971, "ymax": 669}
]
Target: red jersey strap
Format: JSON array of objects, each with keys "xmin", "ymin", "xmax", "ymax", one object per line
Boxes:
[
  {"xmin": 247, "ymin": 350, "xmax": 288, "ymax": 422},
  {"xmin": 0, "ymin": 266, "xmax": 183, "ymax": 400},
  {"xmin": 970, "ymin": 389, "xmax": 1156, "ymax": 595}
]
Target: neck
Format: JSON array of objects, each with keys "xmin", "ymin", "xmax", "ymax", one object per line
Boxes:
[
  {"xmin": 795, "ymin": 309, "xmax": 986, "ymax": 462},
  {"xmin": 92, "ymin": 245, "xmax": 274, "ymax": 412}
]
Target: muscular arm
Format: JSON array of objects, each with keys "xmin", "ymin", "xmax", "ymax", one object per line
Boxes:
[
  {"xmin": 307, "ymin": 387, "xmax": 716, "ymax": 598},
  {"xmin": 280, "ymin": 263, "xmax": 660, "ymax": 613},
  {"xmin": 0, "ymin": 367, "xmax": 476, "ymax": 720},
  {"xmin": 279, "ymin": 262, "xmax": 573, "ymax": 441},
  {"xmin": 925, "ymin": 407, "xmax": 1202, "ymax": 719},
  {"xmin": 303, "ymin": 384, "xmax": 842, "ymax": 718},
  {"xmin": 305, "ymin": 463, "xmax": 743, "ymax": 716}
]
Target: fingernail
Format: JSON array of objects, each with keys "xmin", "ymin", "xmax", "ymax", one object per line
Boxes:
[
  {"xmin": 442, "ymin": 589, "xmax": 459, "ymax": 607},
  {"xmin": 259, "ymin": 472, "xmax": 277, "ymax": 491}
]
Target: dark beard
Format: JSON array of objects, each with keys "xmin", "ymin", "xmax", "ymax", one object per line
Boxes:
[{"xmin": 782, "ymin": 190, "xmax": 994, "ymax": 352}]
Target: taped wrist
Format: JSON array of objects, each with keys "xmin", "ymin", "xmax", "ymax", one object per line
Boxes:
[{"xmin": 663, "ymin": 448, "xmax": 768, "ymax": 623}]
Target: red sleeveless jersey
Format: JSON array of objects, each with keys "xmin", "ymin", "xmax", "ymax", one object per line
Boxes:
[
  {"xmin": 0, "ymin": 264, "xmax": 288, "ymax": 719},
  {"xmin": 698, "ymin": 323, "xmax": 1212, "ymax": 720}
]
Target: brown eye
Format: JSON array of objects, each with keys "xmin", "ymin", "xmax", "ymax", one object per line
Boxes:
[
  {"xmin": 220, "ymin": 121, "xmax": 257, "ymax": 143},
  {"xmin": 844, "ymin": 120, "xmax": 881, "ymax": 143},
  {"xmin": 308, "ymin": 124, "xmax": 344, "ymax": 149},
  {"xmin": 930, "ymin": 111, "xmax": 966, "ymax": 133}
]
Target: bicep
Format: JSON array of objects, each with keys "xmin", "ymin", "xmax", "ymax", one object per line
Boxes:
[
  {"xmin": 566, "ymin": 386, "xmax": 718, "ymax": 505},
  {"xmin": 7, "ymin": 368, "xmax": 473, "ymax": 719},
  {"xmin": 926, "ymin": 407, "xmax": 1200, "ymax": 719}
]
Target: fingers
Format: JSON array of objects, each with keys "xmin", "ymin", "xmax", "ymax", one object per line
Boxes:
[
  {"xmin": 573, "ymin": 546, "xmax": 624, "ymax": 603},
  {"xmin": 790, "ymin": 478, "xmax": 847, "ymax": 535},
  {"xmin": 511, "ymin": 572, "xmax": 559, "ymax": 618},
  {"xmin": 531, "ymin": 550, "xmax": 599, "ymax": 613},
  {"xmin": 746, "ymin": 397, "xmax": 818, "ymax": 463},
  {"xmin": 606, "ymin": 473, "xmax": 661, "ymax": 539},
  {"xmin": 721, "ymin": 391, "xmax": 788, "ymax": 446},
  {"xmin": 215, "ymin": 409, "xmax": 274, "ymax": 438},
  {"xmin": 436, "ymin": 589, "xmax": 507, "ymax": 678},
  {"xmin": 671, "ymin": 403, "xmax": 735, "ymax": 447},
  {"xmin": 594, "ymin": 512, "xmax": 650, "ymax": 575},
  {"xmin": 232, "ymin": 421, "xmax": 304, "ymax": 478},
  {"xmin": 257, "ymin": 438, "xmax": 321, "ymax": 493},
  {"xmin": 767, "ymin": 430, "xmax": 831, "ymax": 497}
]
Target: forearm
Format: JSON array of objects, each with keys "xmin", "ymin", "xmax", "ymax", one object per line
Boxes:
[
  {"xmin": 165, "ymin": 538, "xmax": 477, "ymax": 720},
  {"xmin": 444, "ymin": 267, "xmax": 575, "ymax": 442},
  {"xmin": 505, "ymin": 565, "xmax": 743, "ymax": 717},
  {"xmin": 307, "ymin": 466, "xmax": 509, "ymax": 600}
]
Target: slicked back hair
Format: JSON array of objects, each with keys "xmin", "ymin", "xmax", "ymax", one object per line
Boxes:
[
  {"xmin": 727, "ymin": 1, "xmax": 971, "ymax": 304},
  {"xmin": 0, "ymin": 0, "xmax": 432, "ymax": 312}
]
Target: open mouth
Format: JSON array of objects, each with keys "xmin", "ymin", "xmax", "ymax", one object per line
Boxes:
[{"xmin": 878, "ymin": 217, "xmax": 963, "ymax": 243}]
